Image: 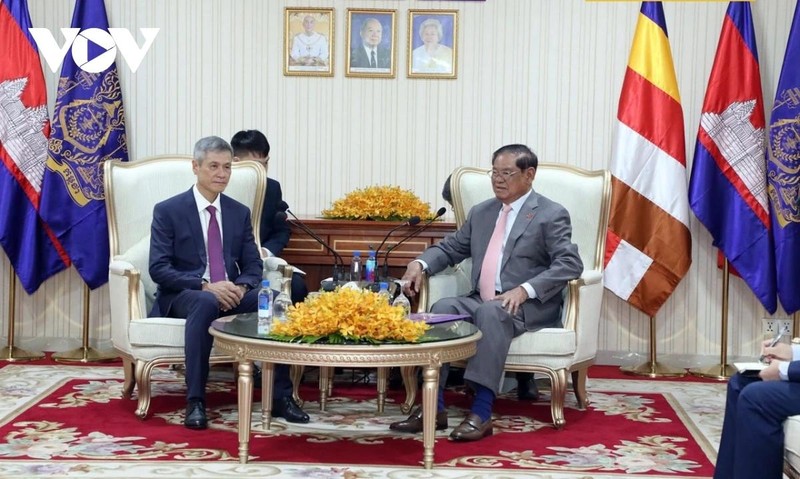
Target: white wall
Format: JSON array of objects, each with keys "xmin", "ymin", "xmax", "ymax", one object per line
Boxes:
[{"xmin": 2, "ymin": 0, "xmax": 796, "ymax": 365}]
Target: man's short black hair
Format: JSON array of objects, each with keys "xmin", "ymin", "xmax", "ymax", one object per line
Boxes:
[
  {"xmin": 441, "ymin": 174, "xmax": 453, "ymax": 206},
  {"xmin": 231, "ymin": 129, "xmax": 270, "ymax": 158},
  {"xmin": 491, "ymin": 144, "xmax": 538, "ymax": 171}
]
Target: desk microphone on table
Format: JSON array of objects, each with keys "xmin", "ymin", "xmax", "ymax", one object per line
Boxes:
[
  {"xmin": 280, "ymin": 203, "xmax": 346, "ymax": 282},
  {"xmin": 381, "ymin": 207, "xmax": 447, "ymax": 280}
]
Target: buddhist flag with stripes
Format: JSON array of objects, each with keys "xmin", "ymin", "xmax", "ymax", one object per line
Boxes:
[
  {"xmin": 768, "ymin": 0, "xmax": 800, "ymax": 315},
  {"xmin": 688, "ymin": 2, "xmax": 777, "ymax": 313},
  {"xmin": 604, "ymin": 2, "xmax": 692, "ymax": 317}
]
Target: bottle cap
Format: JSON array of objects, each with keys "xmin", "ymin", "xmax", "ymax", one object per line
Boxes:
[
  {"xmin": 262, "ymin": 279, "xmax": 269, "ymax": 288},
  {"xmin": 353, "ymin": 251, "xmax": 361, "ymax": 257},
  {"xmin": 379, "ymin": 281, "xmax": 388, "ymax": 290},
  {"xmin": 368, "ymin": 250, "xmax": 376, "ymax": 257}
]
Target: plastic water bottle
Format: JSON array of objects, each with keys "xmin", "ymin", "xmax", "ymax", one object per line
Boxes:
[
  {"xmin": 378, "ymin": 281, "xmax": 392, "ymax": 304},
  {"xmin": 350, "ymin": 250, "xmax": 362, "ymax": 282},
  {"xmin": 257, "ymin": 279, "xmax": 272, "ymax": 334},
  {"xmin": 365, "ymin": 250, "xmax": 377, "ymax": 283}
]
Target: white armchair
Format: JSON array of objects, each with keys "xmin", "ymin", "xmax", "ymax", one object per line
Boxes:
[
  {"xmin": 418, "ymin": 164, "xmax": 611, "ymax": 428},
  {"xmin": 104, "ymin": 155, "xmax": 268, "ymax": 419}
]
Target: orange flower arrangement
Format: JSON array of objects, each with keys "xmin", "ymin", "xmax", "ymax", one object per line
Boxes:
[
  {"xmin": 269, "ymin": 288, "xmax": 430, "ymax": 343},
  {"xmin": 322, "ymin": 185, "xmax": 435, "ymax": 221}
]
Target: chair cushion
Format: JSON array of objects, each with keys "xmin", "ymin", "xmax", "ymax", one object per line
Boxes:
[
  {"xmin": 129, "ymin": 316, "xmax": 186, "ymax": 347},
  {"xmin": 786, "ymin": 415, "xmax": 800, "ymax": 474},
  {"xmin": 507, "ymin": 328, "xmax": 576, "ymax": 358},
  {"xmin": 115, "ymin": 235, "xmax": 157, "ymax": 313}
]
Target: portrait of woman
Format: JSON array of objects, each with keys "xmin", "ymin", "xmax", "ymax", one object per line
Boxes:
[{"xmin": 407, "ymin": 11, "xmax": 458, "ymax": 79}]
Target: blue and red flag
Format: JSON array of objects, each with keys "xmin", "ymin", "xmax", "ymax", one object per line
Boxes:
[
  {"xmin": 768, "ymin": 0, "xmax": 800, "ymax": 315},
  {"xmin": 39, "ymin": 0, "xmax": 129, "ymax": 289},
  {"xmin": 688, "ymin": 2, "xmax": 777, "ymax": 313},
  {"xmin": 0, "ymin": 0, "xmax": 70, "ymax": 294}
]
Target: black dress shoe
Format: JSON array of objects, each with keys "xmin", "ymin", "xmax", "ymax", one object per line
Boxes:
[
  {"xmin": 449, "ymin": 413, "xmax": 493, "ymax": 442},
  {"xmin": 184, "ymin": 399, "xmax": 207, "ymax": 430},
  {"xmin": 517, "ymin": 374, "xmax": 539, "ymax": 401},
  {"xmin": 389, "ymin": 406, "xmax": 448, "ymax": 433},
  {"xmin": 273, "ymin": 396, "xmax": 309, "ymax": 423}
]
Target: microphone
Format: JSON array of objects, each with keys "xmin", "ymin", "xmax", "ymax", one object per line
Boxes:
[
  {"xmin": 374, "ymin": 215, "xmax": 421, "ymax": 262},
  {"xmin": 282, "ymin": 206, "xmax": 346, "ymax": 282},
  {"xmin": 381, "ymin": 207, "xmax": 447, "ymax": 280}
]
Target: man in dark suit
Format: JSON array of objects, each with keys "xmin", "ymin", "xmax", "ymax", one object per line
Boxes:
[
  {"xmin": 714, "ymin": 340, "xmax": 800, "ymax": 479},
  {"xmin": 149, "ymin": 136, "xmax": 309, "ymax": 430},
  {"xmin": 231, "ymin": 130, "xmax": 308, "ymax": 304},
  {"xmin": 390, "ymin": 144, "xmax": 583, "ymax": 442},
  {"xmin": 349, "ymin": 17, "xmax": 391, "ymax": 69}
]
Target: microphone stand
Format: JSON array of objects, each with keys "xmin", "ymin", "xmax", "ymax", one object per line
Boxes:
[
  {"xmin": 374, "ymin": 216, "xmax": 420, "ymax": 261},
  {"xmin": 285, "ymin": 209, "xmax": 345, "ymax": 282},
  {"xmin": 381, "ymin": 208, "xmax": 446, "ymax": 281}
]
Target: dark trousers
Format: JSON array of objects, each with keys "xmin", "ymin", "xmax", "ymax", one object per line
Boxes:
[
  {"xmin": 290, "ymin": 272, "xmax": 309, "ymax": 304},
  {"xmin": 714, "ymin": 372, "xmax": 800, "ymax": 479},
  {"xmin": 169, "ymin": 288, "xmax": 292, "ymax": 402}
]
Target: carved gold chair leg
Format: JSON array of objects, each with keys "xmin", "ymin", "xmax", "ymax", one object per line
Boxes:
[
  {"xmin": 290, "ymin": 365, "xmax": 305, "ymax": 407},
  {"xmin": 571, "ymin": 368, "xmax": 589, "ymax": 410},
  {"xmin": 400, "ymin": 366, "xmax": 419, "ymax": 414},
  {"xmin": 133, "ymin": 359, "xmax": 153, "ymax": 419},
  {"xmin": 121, "ymin": 357, "xmax": 136, "ymax": 399},
  {"xmin": 549, "ymin": 368, "xmax": 568, "ymax": 429}
]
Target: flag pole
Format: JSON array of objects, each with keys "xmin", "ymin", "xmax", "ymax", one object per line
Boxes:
[
  {"xmin": 53, "ymin": 283, "xmax": 117, "ymax": 363},
  {"xmin": 620, "ymin": 315, "xmax": 686, "ymax": 377},
  {"xmin": 1, "ymin": 267, "xmax": 44, "ymax": 362},
  {"xmin": 690, "ymin": 258, "xmax": 736, "ymax": 379},
  {"xmin": 794, "ymin": 312, "xmax": 799, "ymax": 341}
]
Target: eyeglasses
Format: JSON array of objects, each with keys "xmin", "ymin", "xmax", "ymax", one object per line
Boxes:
[{"xmin": 488, "ymin": 169, "xmax": 521, "ymax": 180}]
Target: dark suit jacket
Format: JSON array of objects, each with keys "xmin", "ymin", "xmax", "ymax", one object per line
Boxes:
[
  {"xmin": 260, "ymin": 177, "xmax": 290, "ymax": 256},
  {"xmin": 148, "ymin": 188, "xmax": 262, "ymax": 317},
  {"xmin": 420, "ymin": 191, "xmax": 583, "ymax": 329},
  {"xmin": 350, "ymin": 45, "xmax": 391, "ymax": 68}
]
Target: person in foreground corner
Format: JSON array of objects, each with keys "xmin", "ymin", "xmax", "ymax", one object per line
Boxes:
[
  {"xmin": 390, "ymin": 144, "xmax": 583, "ymax": 441},
  {"xmin": 148, "ymin": 136, "xmax": 309, "ymax": 430},
  {"xmin": 231, "ymin": 129, "xmax": 308, "ymax": 304},
  {"xmin": 714, "ymin": 338, "xmax": 800, "ymax": 479}
]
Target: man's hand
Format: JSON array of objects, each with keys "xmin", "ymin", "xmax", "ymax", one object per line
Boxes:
[
  {"xmin": 202, "ymin": 280, "xmax": 244, "ymax": 312},
  {"xmin": 761, "ymin": 341, "xmax": 793, "ymax": 362},
  {"xmin": 401, "ymin": 262, "xmax": 424, "ymax": 297},
  {"xmin": 759, "ymin": 360, "xmax": 783, "ymax": 381},
  {"xmin": 494, "ymin": 286, "xmax": 528, "ymax": 316}
]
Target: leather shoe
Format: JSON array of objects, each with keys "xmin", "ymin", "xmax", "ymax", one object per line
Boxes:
[
  {"xmin": 272, "ymin": 396, "xmax": 309, "ymax": 423},
  {"xmin": 517, "ymin": 377, "xmax": 539, "ymax": 401},
  {"xmin": 184, "ymin": 399, "xmax": 207, "ymax": 430},
  {"xmin": 449, "ymin": 413, "xmax": 493, "ymax": 442},
  {"xmin": 389, "ymin": 406, "xmax": 448, "ymax": 433}
]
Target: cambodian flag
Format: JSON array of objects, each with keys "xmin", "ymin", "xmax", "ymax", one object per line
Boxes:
[
  {"xmin": 688, "ymin": 2, "xmax": 777, "ymax": 313},
  {"xmin": 0, "ymin": 0, "xmax": 70, "ymax": 293},
  {"xmin": 768, "ymin": 0, "xmax": 800, "ymax": 315},
  {"xmin": 39, "ymin": 0, "xmax": 129, "ymax": 289}
]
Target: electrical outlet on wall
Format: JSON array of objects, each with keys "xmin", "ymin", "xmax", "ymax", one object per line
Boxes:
[{"xmin": 762, "ymin": 318, "xmax": 793, "ymax": 340}]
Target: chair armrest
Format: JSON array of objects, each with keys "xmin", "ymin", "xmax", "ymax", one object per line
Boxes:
[
  {"xmin": 418, "ymin": 263, "xmax": 472, "ymax": 312},
  {"xmin": 576, "ymin": 269, "xmax": 602, "ymax": 286},
  {"xmin": 108, "ymin": 259, "xmax": 144, "ymax": 353}
]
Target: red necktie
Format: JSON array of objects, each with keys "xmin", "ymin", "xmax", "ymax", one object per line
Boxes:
[
  {"xmin": 479, "ymin": 205, "xmax": 511, "ymax": 300},
  {"xmin": 206, "ymin": 205, "xmax": 225, "ymax": 282}
]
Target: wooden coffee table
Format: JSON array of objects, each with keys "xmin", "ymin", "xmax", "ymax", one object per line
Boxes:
[{"xmin": 209, "ymin": 314, "xmax": 481, "ymax": 469}]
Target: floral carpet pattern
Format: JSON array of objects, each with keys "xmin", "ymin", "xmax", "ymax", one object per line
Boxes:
[{"xmin": 0, "ymin": 364, "xmax": 725, "ymax": 479}]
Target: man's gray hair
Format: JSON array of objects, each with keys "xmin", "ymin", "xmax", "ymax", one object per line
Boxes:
[{"xmin": 193, "ymin": 136, "xmax": 233, "ymax": 164}]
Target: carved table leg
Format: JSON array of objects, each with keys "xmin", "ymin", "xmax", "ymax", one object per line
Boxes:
[
  {"xmin": 376, "ymin": 367, "xmax": 388, "ymax": 413},
  {"xmin": 319, "ymin": 366, "xmax": 331, "ymax": 411},
  {"xmin": 261, "ymin": 362, "xmax": 275, "ymax": 429},
  {"xmin": 237, "ymin": 360, "xmax": 254, "ymax": 464},
  {"xmin": 421, "ymin": 364, "xmax": 440, "ymax": 469}
]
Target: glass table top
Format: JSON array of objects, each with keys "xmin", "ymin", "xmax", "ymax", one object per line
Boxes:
[{"xmin": 211, "ymin": 312, "xmax": 479, "ymax": 344}]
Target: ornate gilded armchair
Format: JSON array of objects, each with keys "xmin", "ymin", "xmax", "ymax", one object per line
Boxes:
[
  {"xmin": 417, "ymin": 164, "xmax": 611, "ymax": 428},
  {"xmin": 105, "ymin": 155, "xmax": 267, "ymax": 418}
]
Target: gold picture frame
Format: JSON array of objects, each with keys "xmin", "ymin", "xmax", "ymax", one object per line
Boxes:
[
  {"xmin": 284, "ymin": 7, "xmax": 334, "ymax": 77},
  {"xmin": 407, "ymin": 10, "xmax": 458, "ymax": 79},
  {"xmin": 345, "ymin": 9, "xmax": 397, "ymax": 78}
]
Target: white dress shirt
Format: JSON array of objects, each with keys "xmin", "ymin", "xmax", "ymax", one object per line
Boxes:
[{"xmin": 192, "ymin": 185, "xmax": 225, "ymax": 282}]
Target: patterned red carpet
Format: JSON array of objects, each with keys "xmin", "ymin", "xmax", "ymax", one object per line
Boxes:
[{"xmin": 0, "ymin": 362, "xmax": 724, "ymax": 478}]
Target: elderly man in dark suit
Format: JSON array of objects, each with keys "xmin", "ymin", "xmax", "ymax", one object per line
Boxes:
[
  {"xmin": 149, "ymin": 136, "xmax": 308, "ymax": 430},
  {"xmin": 714, "ymin": 339, "xmax": 800, "ymax": 479},
  {"xmin": 390, "ymin": 144, "xmax": 583, "ymax": 442},
  {"xmin": 231, "ymin": 130, "xmax": 308, "ymax": 304},
  {"xmin": 350, "ymin": 17, "xmax": 391, "ymax": 69}
]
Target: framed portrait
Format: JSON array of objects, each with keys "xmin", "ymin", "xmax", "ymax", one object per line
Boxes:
[
  {"xmin": 345, "ymin": 9, "xmax": 397, "ymax": 78},
  {"xmin": 407, "ymin": 10, "xmax": 458, "ymax": 79},
  {"xmin": 284, "ymin": 7, "xmax": 334, "ymax": 77}
]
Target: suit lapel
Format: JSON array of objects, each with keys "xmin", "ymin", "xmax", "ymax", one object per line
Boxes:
[
  {"xmin": 182, "ymin": 189, "xmax": 206, "ymax": 265},
  {"xmin": 501, "ymin": 192, "xmax": 539, "ymax": 270}
]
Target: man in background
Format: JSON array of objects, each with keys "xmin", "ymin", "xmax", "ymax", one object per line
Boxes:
[
  {"xmin": 149, "ymin": 136, "xmax": 309, "ymax": 430},
  {"xmin": 231, "ymin": 129, "xmax": 309, "ymax": 304}
]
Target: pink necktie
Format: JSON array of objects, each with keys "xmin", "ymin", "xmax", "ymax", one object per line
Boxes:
[
  {"xmin": 206, "ymin": 205, "xmax": 225, "ymax": 282},
  {"xmin": 479, "ymin": 205, "xmax": 511, "ymax": 301}
]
